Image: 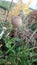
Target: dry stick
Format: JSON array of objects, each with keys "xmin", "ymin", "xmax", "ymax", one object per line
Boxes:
[
  {"xmin": 4, "ymin": 0, "xmax": 13, "ymax": 22},
  {"xmin": 28, "ymin": 29, "xmax": 37, "ymax": 43},
  {"xmin": 25, "ymin": 29, "xmax": 37, "ymax": 48}
]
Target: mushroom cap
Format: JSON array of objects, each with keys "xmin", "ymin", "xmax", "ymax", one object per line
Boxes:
[{"xmin": 11, "ymin": 16, "xmax": 23, "ymax": 28}]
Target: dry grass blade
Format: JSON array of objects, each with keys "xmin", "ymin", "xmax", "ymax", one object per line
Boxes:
[{"xmin": 25, "ymin": 29, "xmax": 37, "ymax": 48}]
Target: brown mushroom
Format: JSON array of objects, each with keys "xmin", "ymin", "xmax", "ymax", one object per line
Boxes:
[{"xmin": 11, "ymin": 16, "xmax": 23, "ymax": 29}]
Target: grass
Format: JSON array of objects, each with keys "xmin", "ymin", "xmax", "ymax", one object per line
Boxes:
[
  {"xmin": 0, "ymin": 1, "xmax": 16, "ymax": 10},
  {"xmin": 0, "ymin": 1, "xmax": 37, "ymax": 65}
]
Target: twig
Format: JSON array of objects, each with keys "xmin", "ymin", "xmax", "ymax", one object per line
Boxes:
[
  {"xmin": 28, "ymin": 29, "xmax": 37, "ymax": 43},
  {"xmin": 25, "ymin": 29, "xmax": 37, "ymax": 48},
  {"xmin": 4, "ymin": 0, "xmax": 13, "ymax": 22}
]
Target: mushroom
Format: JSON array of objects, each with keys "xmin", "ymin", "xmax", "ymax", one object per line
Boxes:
[{"xmin": 11, "ymin": 16, "xmax": 23, "ymax": 29}]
